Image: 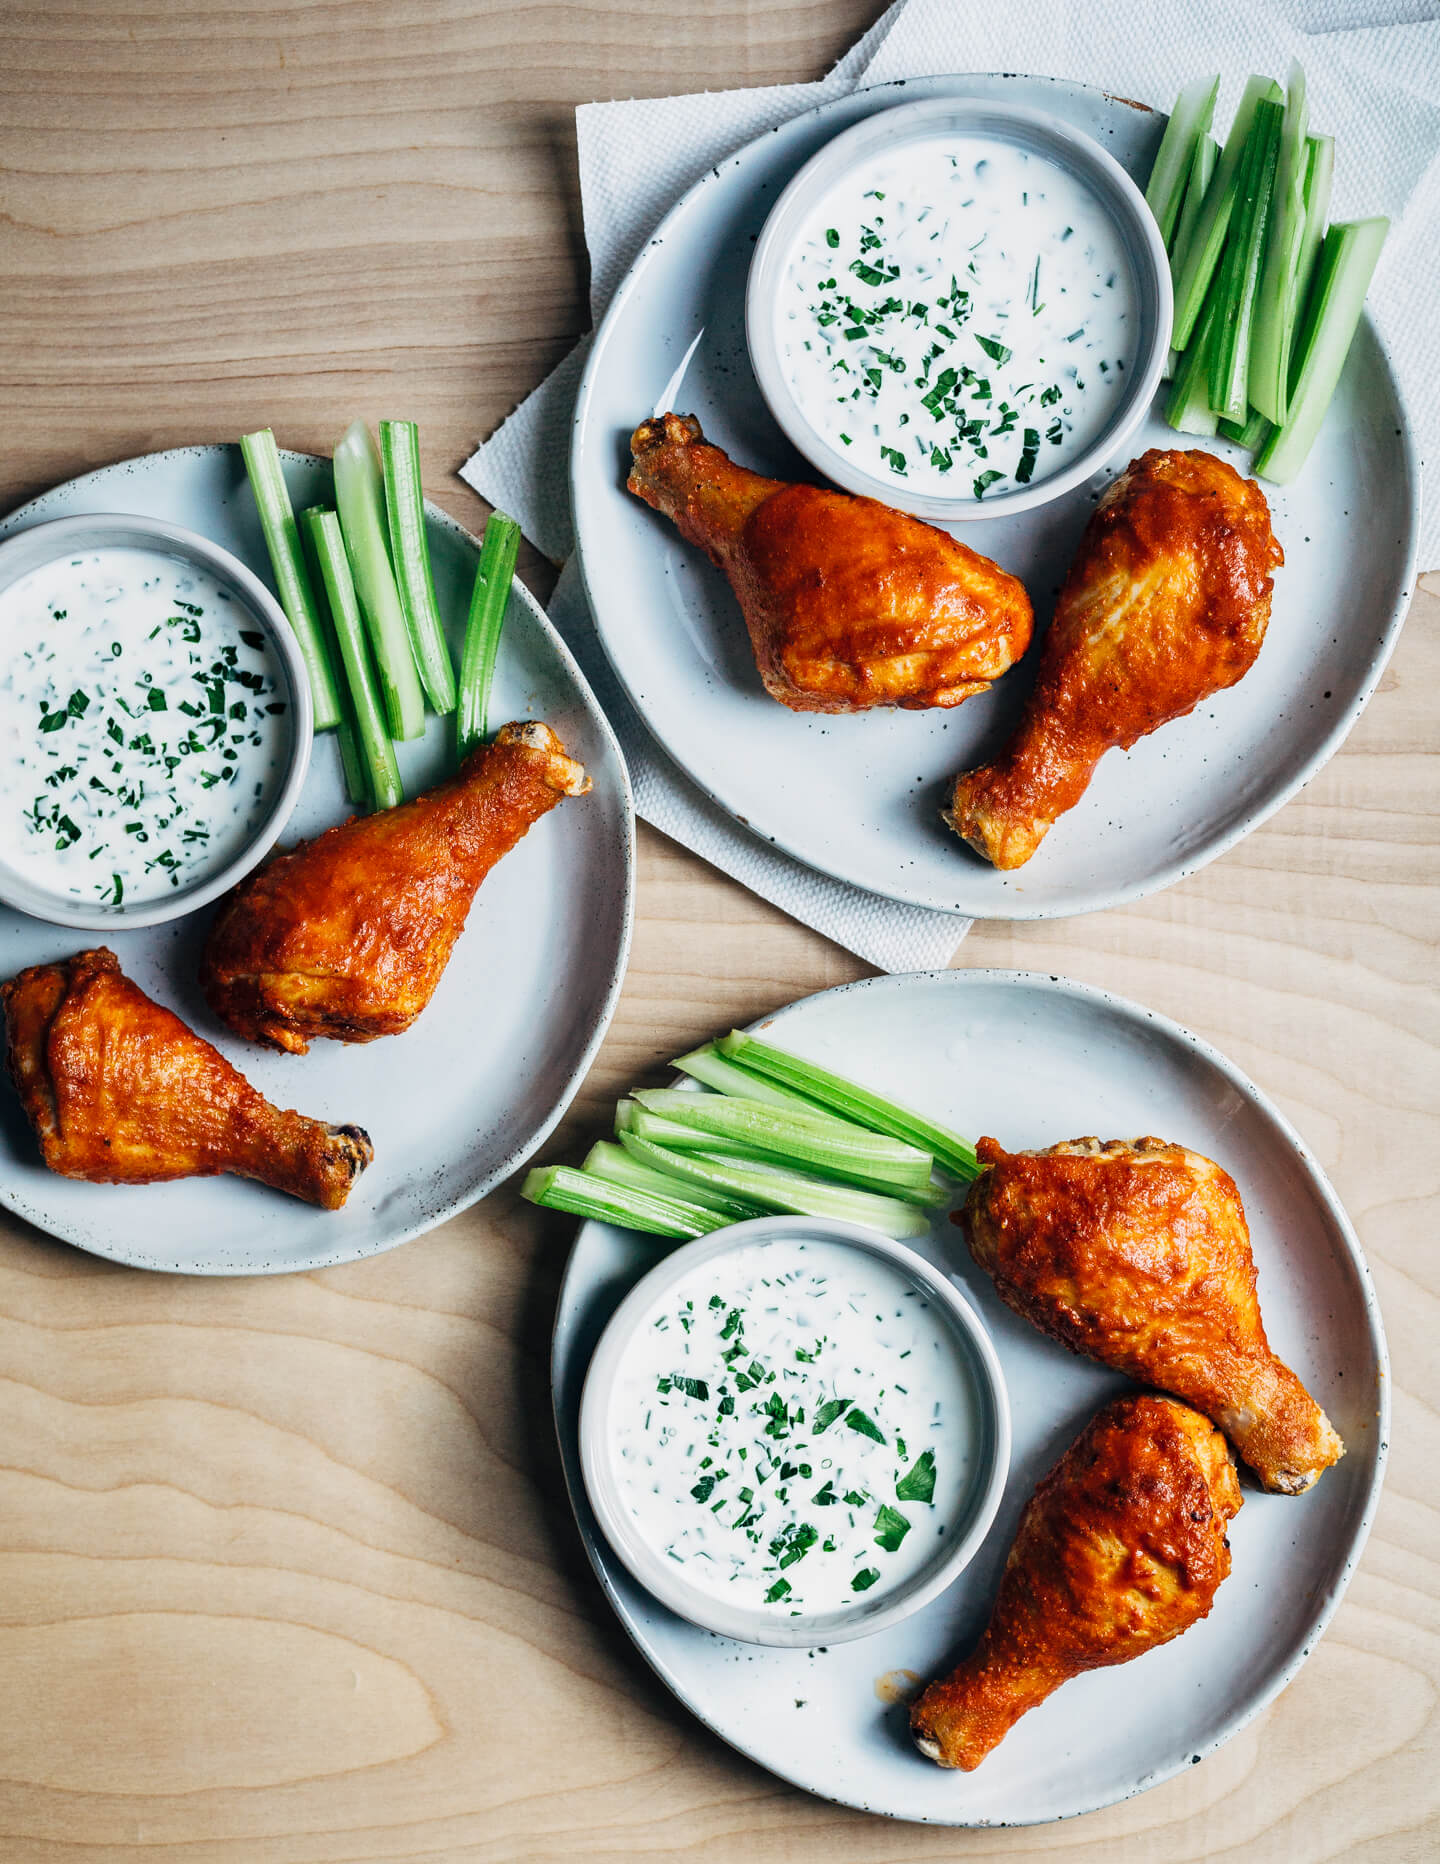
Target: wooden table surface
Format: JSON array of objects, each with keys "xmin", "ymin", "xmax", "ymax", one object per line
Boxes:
[{"xmin": 1, "ymin": 4, "xmax": 1436, "ymax": 1859}]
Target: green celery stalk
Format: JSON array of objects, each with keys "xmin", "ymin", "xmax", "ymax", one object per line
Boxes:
[
  {"xmin": 618, "ymin": 1101, "xmax": 754, "ymax": 1156},
  {"xmin": 1146, "ymin": 74, "xmax": 1220, "ymax": 252},
  {"xmin": 617, "ymin": 1135, "xmax": 932, "ymax": 1242},
  {"xmin": 456, "ymin": 511, "xmax": 522, "ymax": 761},
  {"xmin": 378, "ymin": 419, "xmax": 457, "ymax": 715},
  {"xmin": 630, "ymin": 1087, "xmax": 934, "ymax": 1193},
  {"xmin": 1172, "ymin": 75, "xmax": 1281, "ymax": 349},
  {"xmin": 302, "ymin": 507, "xmax": 404, "ymax": 811},
  {"xmin": 583, "ymin": 1140, "xmax": 761, "ymax": 1222},
  {"xmin": 298, "ymin": 510, "xmax": 369, "ymax": 806},
  {"xmin": 624, "ymin": 1105, "xmax": 946, "ymax": 1209},
  {"xmin": 1170, "ymin": 133, "xmax": 1219, "ymax": 291},
  {"xmin": 1256, "ymin": 218, "xmax": 1388, "ymax": 485},
  {"xmin": 1167, "ymin": 277, "xmax": 1223, "ymax": 435},
  {"xmin": 521, "ymin": 1165, "xmax": 723, "ymax": 1239},
  {"xmin": 671, "ymin": 1042, "xmax": 846, "ymax": 1117},
  {"xmin": 715, "ymin": 1029, "xmax": 978, "ymax": 1181},
  {"xmin": 334, "ymin": 704, "xmax": 370, "ymax": 808},
  {"xmin": 1217, "ymin": 407, "xmax": 1272, "ymax": 449},
  {"xmin": 1290, "ymin": 135, "xmax": 1335, "ymax": 384},
  {"xmin": 1248, "ymin": 63, "xmax": 1310, "ymax": 424},
  {"xmin": 1209, "ymin": 96, "xmax": 1284, "ymax": 422},
  {"xmin": 333, "ymin": 419, "xmax": 427, "ymax": 741},
  {"xmin": 239, "ymin": 429, "xmax": 343, "ymax": 731}
]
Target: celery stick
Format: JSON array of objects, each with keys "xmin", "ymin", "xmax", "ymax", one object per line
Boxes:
[
  {"xmin": 379, "ymin": 419, "xmax": 457, "ymax": 715},
  {"xmin": 1172, "ymin": 75, "xmax": 1281, "ymax": 349},
  {"xmin": 334, "ymin": 710, "xmax": 370, "ymax": 809},
  {"xmin": 456, "ymin": 512, "xmax": 521, "ymax": 761},
  {"xmin": 299, "ymin": 510, "xmax": 369, "ymax": 806},
  {"xmin": 239, "ymin": 429, "xmax": 343, "ymax": 731},
  {"xmin": 1290, "ymin": 135, "xmax": 1335, "ymax": 384},
  {"xmin": 624, "ymin": 1104, "xmax": 946, "ymax": 1209},
  {"xmin": 631, "ymin": 1088, "xmax": 934, "ymax": 1193},
  {"xmin": 716, "ymin": 1030, "xmax": 979, "ymax": 1181},
  {"xmin": 617, "ymin": 1135, "xmax": 933, "ymax": 1242},
  {"xmin": 671, "ymin": 1042, "xmax": 845, "ymax": 1118},
  {"xmin": 1248, "ymin": 63, "xmax": 1310, "ymax": 424},
  {"xmin": 1209, "ymin": 97, "xmax": 1284, "ymax": 423},
  {"xmin": 1167, "ymin": 271, "xmax": 1222, "ymax": 436},
  {"xmin": 521, "ymin": 1165, "xmax": 723, "ymax": 1239},
  {"xmin": 583, "ymin": 1141, "xmax": 761, "ymax": 1221},
  {"xmin": 333, "ymin": 419, "xmax": 426, "ymax": 741},
  {"xmin": 1256, "ymin": 218, "xmax": 1388, "ymax": 485},
  {"xmin": 1218, "ymin": 407, "xmax": 1272, "ymax": 449},
  {"xmin": 302, "ymin": 508, "xmax": 404, "ymax": 811},
  {"xmin": 1146, "ymin": 74, "xmax": 1220, "ymax": 251},
  {"xmin": 1171, "ymin": 134, "xmax": 1218, "ymax": 289},
  {"xmin": 623, "ymin": 1102, "xmax": 761, "ymax": 1156}
]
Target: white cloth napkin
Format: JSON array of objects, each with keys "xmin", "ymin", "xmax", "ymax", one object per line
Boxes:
[{"xmin": 462, "ymin": 0, "xmax": 1438, "ymax": 971}]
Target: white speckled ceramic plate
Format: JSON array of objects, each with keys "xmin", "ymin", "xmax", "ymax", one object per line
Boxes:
[
  {"xmin": 572, "ymin": 74, "xmax": 1420, "ymax": 917},
  {"xmin": 552, "ymin": 970, "xmax": 1388, "ymax": 1825},
  {"xmin": 0, "ymin": 447, "xmax": 634, "ymax": 1274}
]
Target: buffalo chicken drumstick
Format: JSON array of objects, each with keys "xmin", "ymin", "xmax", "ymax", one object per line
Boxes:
[
  {"xmin": 911, "ymin": 1394, "xmax": 1241, "ymax": 1771},
  {"xmin": 627, "ymin": 412, "xmax": 1033, "ymax": 713},
  {"xmin": 948, "ymin": 448, "xmax": 1283, "ymax": 867},
  {"xmin": 961, "ymin": 1135, "xmax": 1344, "ymax": 1494},
  {"xmin": 202, "ymin": 721, "xmax": 588, "ymax": 1053},
  {"xmin": 2, "ymin": 948, "xmax": 371, "ymax": 1209}
]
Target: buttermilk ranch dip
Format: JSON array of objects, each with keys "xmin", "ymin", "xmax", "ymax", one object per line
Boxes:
[
  {"xmin": 609, "ymin": 1236, "xmax": 980, "ymax": 1615},
  {"xmin": 0, "ymin": 547, "xmax": 290, "ymax": 909},
  {"xmin": 778, "ymin": 134, "xmax": 1139, "ymax": 500}
]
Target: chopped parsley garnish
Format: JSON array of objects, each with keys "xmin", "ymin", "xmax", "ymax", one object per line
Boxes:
[
  {"xmin": 873, "ymin": 1505, "xmax": 911, "ymax": 1553},
  {"xmin": 844, "ymin": 1408, "xmax": 885, "ymax": 1444},
  {"xmin": 851, "ymin": 1568, "xmax": 881, "ymax": 1593},
  {"xmin": 770, "ymin": 1522, "xmax": 819, "ymax": 1569},
  {"xmin": 896, "ymin": 1449, "xmax": 936, "ymax": 1503},
  {"xmin": 658, "ymin": 1375, "xmax": 709, "ymax": 1401}
]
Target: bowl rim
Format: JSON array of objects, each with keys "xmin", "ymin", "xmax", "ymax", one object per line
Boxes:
[
  {"xmin": 744, "ymin": 93, "xmax": 1173, "ymax": 522},
  {"xmin": 0, "ymin": 510, "xmax": 313, "ymax": 930},
  {"xmin": 577, "ymin": 1212, "xmax": 1012, "ymax": 1648}
]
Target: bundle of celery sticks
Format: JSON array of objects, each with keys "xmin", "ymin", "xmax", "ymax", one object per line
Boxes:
[
  {"xmin": 1148, "ymin": 66, "xmax": 1386, "ymax": 480},
  {"xmin": 241, "ymin": 423, "xmax": 521, "ymax": 811},
  {"xmin": 522, "ymin": 1029, "xmax": 981, "ymax": 1242}
]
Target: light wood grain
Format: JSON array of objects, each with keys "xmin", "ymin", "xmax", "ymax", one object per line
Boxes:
[{"xmin": 0, "ymin": 5, "xmax": 1436, "ymax": 1859}]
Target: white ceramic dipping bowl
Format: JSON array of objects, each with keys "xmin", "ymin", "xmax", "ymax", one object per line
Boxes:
[
  {"xmin": 579, "ymin": 1214, "xmax": 1011, "ymax": 1648},
  {"xmin": 746, "ymin": 95, "xmax": 1172, "ymax": 522},
  {"xmin": 0, "ymin": 512, "xmax": 312, "ymax": 930}
]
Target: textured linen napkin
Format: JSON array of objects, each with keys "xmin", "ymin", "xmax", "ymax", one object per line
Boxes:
[{"xmin": 462, "ymin": 0, "xmax": 1437, "ymax": 971}]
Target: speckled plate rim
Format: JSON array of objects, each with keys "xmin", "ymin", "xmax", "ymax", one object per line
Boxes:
[
  {"xmin": 550, "ymin": 968, "xmax": 1390, "ymax": 1825},
  {"xmin": 0, "ymin": 445, "xmax": 636, "ymax": 1275},
  {"xmin": 571, "ymin": 72, "xmax": 1422, "ymax": 920}
]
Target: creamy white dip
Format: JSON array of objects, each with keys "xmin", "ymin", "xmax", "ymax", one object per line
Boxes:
[
  {"xmin": 0, "ymin": 547, "xmax": 289, "ymax": 909},
  {"xmin": 610, "ymin": 1236, "xmax": 980, "ymax": 1616},
  {"xmin": 778, "ymin": 134, "xmax": 1139, "ymax": 499}
]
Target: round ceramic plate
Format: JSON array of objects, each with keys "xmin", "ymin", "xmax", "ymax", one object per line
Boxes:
[
  {"xmin": 552, "ymin": 971, "xmax": 1388, "ymax": 1826},
  {"xmin": 0, "ymin": 447, "xmax": 634, "ymax": 1274},
  {"xmin": 571, "ymin": 74, "xmax": 1420, "ymax": 917}
]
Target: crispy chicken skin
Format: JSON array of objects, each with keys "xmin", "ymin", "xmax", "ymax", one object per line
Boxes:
[
  {"xmin": 202, "ymin": 721, "xmax": 588, "ymax": 1054},
  {"xmin": 1, "ymin": 948, "xmax": 371, "ymax": 1209},
  {"xmin": 961, "ymin": 1135, "xmax": 1344, "ymax": 1495},
  {"xmin": 910, "ymin": 1394, "xmax": 1241, "ymax": 1771},
  {"xmin": 948, "ymin": 448, "xmax": 1283, "ymax": 867},
  {"xmin": 627, "ymin": 412, "xmax": 1032, "ymax": 713}
]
